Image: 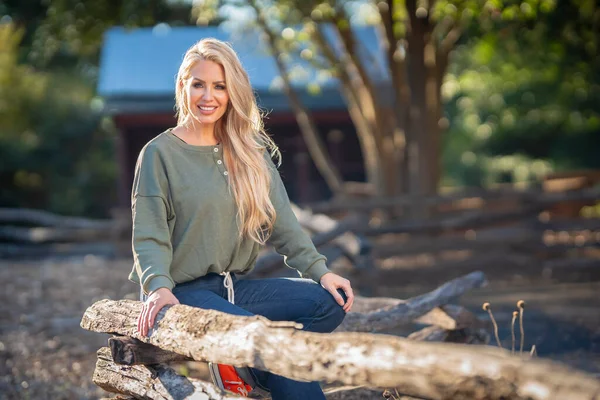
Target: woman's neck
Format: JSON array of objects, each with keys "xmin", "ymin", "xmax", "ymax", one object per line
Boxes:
[{"xmin": 173, "ymin": 122, "xmax": 219, "ymax": 146}]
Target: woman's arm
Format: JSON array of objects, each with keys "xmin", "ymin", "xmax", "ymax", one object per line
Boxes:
[
  {"xmin": 131, "ymin": 144, "xmax": 180, "ymax": 334},
  {"xmin": 266, "ymin": 155, "xmax": 354, "ymax": 311}
]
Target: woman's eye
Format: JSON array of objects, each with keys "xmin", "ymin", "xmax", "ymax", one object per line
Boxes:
[
  {"xmin": 193, "ymin": 83, "xmax": 203, "ymax": 88},
  {"xmin": 216, "ymin": 85, "xmax": 226, "ymax": 90}
]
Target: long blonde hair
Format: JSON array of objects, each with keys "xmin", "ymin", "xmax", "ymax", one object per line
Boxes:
[{"xmin": 175, "ymin": 38, "xmax": 281, "ymax": 244}]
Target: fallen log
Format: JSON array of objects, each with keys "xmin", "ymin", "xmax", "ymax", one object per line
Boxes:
[
  {"xmin": 292, "ymin": 204, "xmax": 365, "ymax": 257},
  {"xmin": 81, "ymin": 299, "xmax": 600, "ymax": 400},
  {"xmin": 0, "ymin": 225, "xmax": 114, "ymax": 244},
  {"xmin": 360, "ymin": 206, "xmax": 542, "ymax": 236},
  {"xmin": 337, "ymin": 271, "xmax": 487, "ymax": 332},
  {"xmin": 94, "ymin": 347, "xmax": 249, "ymax": 400},
  {"xmin": 0, "ymin": 207, "xmax": 114, "ymax": 229},
  {"xmin": 252, "ymin": 214, "xmax": 366, "ymax": 276},
  {"xmin": 107, "ymin": 307, "xmax": 486, "ymax": 366},
  {"xmin": 307, "ymin": 187, "xmax": 600, "ymax": 215},
  {"xmin": 97, "ymin": 347, "xmax": 394, "ymax": 400},
  {"xmin": 352, "ymin": 297, "xmax": 483, "ymax": 331},
  {"xmin": 372, "ymin": 227, "xmax": 539, "ymax": 258}
]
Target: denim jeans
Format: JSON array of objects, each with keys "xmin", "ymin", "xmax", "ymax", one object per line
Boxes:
[{"xmin": 169, "ymin": 273, "xmax": 347, "ymax": 400}]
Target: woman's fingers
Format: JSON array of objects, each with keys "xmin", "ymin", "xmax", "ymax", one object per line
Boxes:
[
  {"xmin": 137, "ymin": 305, "xmax": 145, "ymax": 335},
  {"xmin": 343, "ymin": 282, "xmax": 354, "ymax": 312},
  {"xmin": 326, "ymin": 284, "xmax": 346, "ymax": 306},
  {"xmin": 148, "ymin": 303, "xmax": 158, "ymax": 333},
  {"xmin": 139, "ymin": 304, "xmax": 148, "ymax": 336}
]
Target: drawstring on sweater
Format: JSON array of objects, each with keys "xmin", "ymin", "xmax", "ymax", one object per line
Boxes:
[{"xmin": 222, "ymin": 271, "xmax": 235, "ymax": 304}]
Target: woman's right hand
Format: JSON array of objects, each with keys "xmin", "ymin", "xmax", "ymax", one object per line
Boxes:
[{"xmin": 137, "ymin": 287, "xmax": 180, "ymax": 337}]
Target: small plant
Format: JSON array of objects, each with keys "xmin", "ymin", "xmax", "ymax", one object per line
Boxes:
[
  {"xmin": 481, "ymin": 299, "xmax": 534, "ymax": 356},
  {"xmin": 511, "ymin": 311, "xmax": 518, "ymax": 354},
  {"xmin": 517, "ymin": 300, "xmax": 526, "ymax": 353},
  {"xmin": 483, "ymin": 302, "xmax": 502, "ymax": 348}
]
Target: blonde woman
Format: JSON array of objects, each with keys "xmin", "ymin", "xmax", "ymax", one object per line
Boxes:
[{"xmin": 129, "ymin": 38, "xmax": 354, "ymax": 399}]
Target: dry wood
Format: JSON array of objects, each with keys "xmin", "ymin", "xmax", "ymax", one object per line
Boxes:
[
  {"xmin": 372, "ymin": 227, "xmax": 538, "ymax": 258},
  {"xmin": 352, "ymin": 297, "xmax": 483, "ymax": 331},
  {"xmin": 109, "ymin": 336, "xmax": 191, "ymax": 366},
  {"xmin": 0, "ymin": 242, "xmax": 115, "ymax": 259},
  {"xmin": 292, "ymin": 204, "xmax": 364, "ymax": 257},
  {"xmin": 0, "ymin": 225, "xmax": 114, "ymax": 244},
  {"xmin": 337, "ymin": 271, "xmax": 487, "ymax": 332},
  {"xmin": 107, "ymin": 305, "xmax": 484, "ymax": 366},
  {"xmin": 0, "ymin": 207, "xmax": 114, "ymax": 229},
  {"xmin": 361, "ymin": 206, "xmax": 542, "ymax": 236},
  {"xmin": 253, "ymin": 214, "xmax": 366, "ymax": 276},
  {"xmin": 407, "ymin": 325, "xmax": 489, "ymax": 345},
  {"xmin": 307, "ymin": 186, "xmax": 600, "ymax": 214},
  {"xmin": 97, "ymin": 347, "xmax": 393, "ymax": 400},
  {"xmin": 81, "ymin": 299, "xmax": 600, "ymax": 400},
  {"xmin": 94, "ymin": 347, "xmax": 249, "ymax": 400}
]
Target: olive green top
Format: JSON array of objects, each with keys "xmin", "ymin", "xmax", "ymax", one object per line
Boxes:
[{"xmin": 128, "ymin": 130, "xmax": 329, "ymax": 295}]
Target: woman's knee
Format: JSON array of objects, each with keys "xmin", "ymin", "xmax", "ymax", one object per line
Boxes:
[{"xmin": 318, "ymin": 288, "xmax": 347, "ymax": 331}]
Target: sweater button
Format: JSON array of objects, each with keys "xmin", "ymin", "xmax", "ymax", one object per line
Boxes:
[
  {"xmin": 214, "ymin": 148, "xmax": 218, "ymax": 152},
  {"xmin": 217, "ymin": 160, "xmax": 222, "ymax": 164},
  {"xmin": 224, "ymin": 171, "xmax": 229, "ymax": 176}
]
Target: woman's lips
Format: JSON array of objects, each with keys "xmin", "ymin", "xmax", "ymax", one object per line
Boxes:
[{"xmin": 197, "ymin": 105, "xmax": 218, "ymax": 115}]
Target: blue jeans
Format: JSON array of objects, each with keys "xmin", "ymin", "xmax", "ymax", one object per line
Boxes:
[{"xmin": 171, "ymin": 273, "xmax": 346, "ymax": 400}]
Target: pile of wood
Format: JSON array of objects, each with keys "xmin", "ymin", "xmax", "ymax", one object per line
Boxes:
[
  {"xmin": 80, "ymin": 271, "xmax": 600, "ymax": 400},
  {"xmin": 0, "ymin": 207, "xmax": 129, "ymax": 259},
  {"xmin": 287, "ymin": 185, "xmax": 600, "ymax": 287}
]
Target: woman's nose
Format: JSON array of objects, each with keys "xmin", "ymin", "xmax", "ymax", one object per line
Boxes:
[{"xmin": 201, "ymin": 87, "xmax": 213, "ymax": 100}]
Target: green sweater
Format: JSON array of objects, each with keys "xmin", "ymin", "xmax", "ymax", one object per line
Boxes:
[{"xmin": 129, "ymin": 130, "xmax": 330, "ymax": 295}]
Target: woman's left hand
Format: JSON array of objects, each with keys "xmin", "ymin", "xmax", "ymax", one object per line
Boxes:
[{"xmin": 320, "ymin": 272, "xmax": 354, "ymax": 313}]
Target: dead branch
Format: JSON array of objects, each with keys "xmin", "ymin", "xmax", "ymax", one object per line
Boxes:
[{"xmin": 337, "ymin": 271, "xmax": 487, "ymax": 332}]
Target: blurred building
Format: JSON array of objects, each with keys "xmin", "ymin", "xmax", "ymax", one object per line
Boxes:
[{"xmin": 98, "ymin": 25, "xmax": 367, "ymax": 208}]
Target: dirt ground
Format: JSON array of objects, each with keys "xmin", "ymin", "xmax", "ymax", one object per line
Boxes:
[{"xmin": 1, "ymin": 253, "xmax": 599, "ymax": 400}]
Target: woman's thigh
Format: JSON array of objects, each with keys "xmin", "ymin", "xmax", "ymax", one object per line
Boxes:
[
  {"xmin": 233, "ymin": 277, "xmax": 346, "ymax": 333},
  {"xmin": 172, "ymin": 275, "xmax": 253, "ymax": 317}
]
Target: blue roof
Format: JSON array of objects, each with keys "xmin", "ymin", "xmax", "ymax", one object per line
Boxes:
[{"xmin": 98, "ymin": 25, "xmax": 386, "ymax": 114}]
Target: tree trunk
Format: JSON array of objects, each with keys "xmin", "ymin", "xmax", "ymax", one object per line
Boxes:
[
  {"xmin": 82, "ymin": 300, "xmax": 600, "ymax": 400},
  {"xmin": 250, "ymin": 1, "xmax": 345, "ymax": 195}
]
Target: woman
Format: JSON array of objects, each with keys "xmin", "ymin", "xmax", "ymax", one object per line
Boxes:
[{"xmin": 129, "ymin": 38, "xmax": 354, "ymax": 399}]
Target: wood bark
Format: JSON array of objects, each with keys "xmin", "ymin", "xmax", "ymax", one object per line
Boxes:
[
  {"xmin": 94, "ymin": 347, "xmax": 249, "ymax": 400},
  {"xmin": 97, "ymin": 346, "xmax": 395, "ymax": 400},
  {"xmin": 337, "ymin": 271, "xmax": 487, "ymax": 332},
  {"xmin": 81, "ymin": 299, "xmax": 600, "ymax": 399},
  {"xmin": 107, "ymin": 303, "xmax": 484, "ymax": 366}
]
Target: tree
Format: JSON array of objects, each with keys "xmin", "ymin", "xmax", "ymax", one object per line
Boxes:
[
  {"xmin": 0, "ymin": 23, "xmax": 116, "ymax": 216},
  {"xmin": 194, "ymin": 0, "xmax": 556, "ymax": 210},
  {"xmin": 442, "ymin": 0, "xmax": 600, "ymax": 187}
]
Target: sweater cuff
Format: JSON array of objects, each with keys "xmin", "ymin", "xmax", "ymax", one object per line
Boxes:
[
  {"xmin": 304, "ymin": 259, "xmax": 331, "ymax": 283},
  {"xmin": 145, "ymin": 275, "xmax": 175, "ymax": 295}
]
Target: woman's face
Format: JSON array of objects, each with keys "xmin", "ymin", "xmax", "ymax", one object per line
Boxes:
[{"xmin": 185, "ymin": 59, "xmax": 229, "ymax": 125}]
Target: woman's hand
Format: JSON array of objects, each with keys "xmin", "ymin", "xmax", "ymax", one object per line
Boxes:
[
  {"xmin": 137, "ymin": 287, "xmax": 180, "ymax": 337},
  {"xmin": 320, "ymin": 272, "xmax": 354, "ymax": 313}
]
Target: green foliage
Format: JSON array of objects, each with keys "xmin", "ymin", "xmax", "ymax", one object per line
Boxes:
[
  {"xmin": 441, "ymin": 0, "xmax": 599, "ymax": 187},
  {"xmin": 0, "ymin": 23, "xmax": 117, "ymax": 217}
]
